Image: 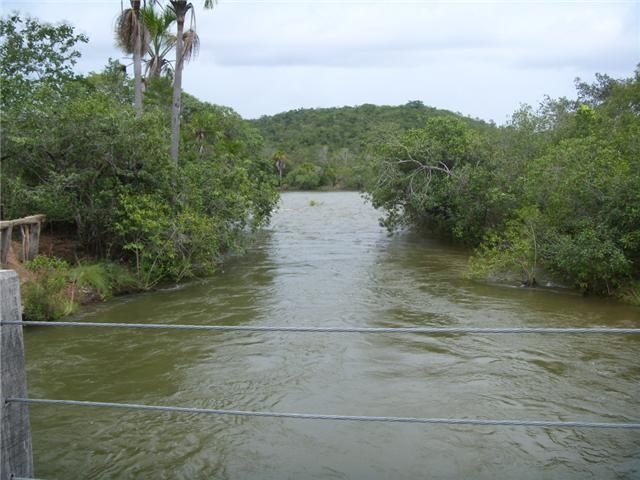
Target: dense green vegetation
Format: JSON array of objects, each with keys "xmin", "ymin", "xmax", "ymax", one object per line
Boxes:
[
  {"xmin": 2, "ymin": 13, "xmax": 637, "ymax": 310},
  {"xmin": 367, "ymin": 69, "xmax": 640, "ymax": 300},
  {"xmin": 251, "ymin": 102, "xmax": 491, "ymax": 190},
  {"xmin": 20, "ymin": 255, "xmax": 138, "ymax": 321},
  {"xmin": 253, "ymin": 71, "xmax": 639, "ymax": 300},
  {"xmin": 1, "ymin": 14, "xmax": 279, "ymax": 303}
]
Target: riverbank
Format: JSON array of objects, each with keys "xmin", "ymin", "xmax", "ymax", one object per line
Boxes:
[
  {"xmin": 6, "ymin": 221, "xmax": 640, "ymax": 323},
  {"xmin": 6, "ymin": 234, "xmax": 141, "ymax": 321}
]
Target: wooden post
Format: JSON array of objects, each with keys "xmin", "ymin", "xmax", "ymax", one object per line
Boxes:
[
  {"xmin": 0, "ymin": 225, "xmax": 11, "ymax": 265},
  {"xmin": 0, "ymin": 270, "xmax": 34, "ymax": 479},
  {"xmin": 19, "ymin": 224, "xmax": 29, "ymax": 262},
  {"xmin": 27, "ymin": 222, "xmax": 40, "ymax": 261}
]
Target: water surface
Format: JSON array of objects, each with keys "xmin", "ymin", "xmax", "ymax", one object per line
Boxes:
[{"xmin": 25, "ymin": 192, "xmax": 640, "ymax": 479}]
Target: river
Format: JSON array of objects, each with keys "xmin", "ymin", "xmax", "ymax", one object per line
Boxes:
[{"xmin": 25, "ymin": 191, "xmax": 639, "ymax": 479}]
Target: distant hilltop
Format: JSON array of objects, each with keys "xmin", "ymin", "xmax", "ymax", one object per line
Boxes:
[
  {"xmin": 249, "ymin": 101, "xmax": 492, "ymax": 191},
  {"xmin": 250, "ymin": 101, "xmax": 490, "ymax": 157}
]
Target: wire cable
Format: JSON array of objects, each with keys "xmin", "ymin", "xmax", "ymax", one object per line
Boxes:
[
  {"xmin": 7, "ymin": 398, "xmax": 640, "ymax": 429},
  {"xmin": 3, "ymin": 320, "xmax": 640, "ymax": 335}
]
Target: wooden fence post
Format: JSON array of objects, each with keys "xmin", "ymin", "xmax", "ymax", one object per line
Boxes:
[
  {"xmin": 27, "ymin": 222, "xmax": 41, "ymax": 261},
  {"xmin": 0, "ymin": 225, "xmax": 12, "ymax": 266},
  {"xmin": 0, "ymin": 269, "xmax": 34, "ymax": 480}
]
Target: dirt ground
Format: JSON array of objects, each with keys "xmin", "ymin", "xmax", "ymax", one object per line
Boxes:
[
  {"xmin": 5, "ymin": 233, "xmax": 108, "ymax": 308},
  {"xmin": 5, "ymin": 233, "xmax": 83, "ymax": 284}
]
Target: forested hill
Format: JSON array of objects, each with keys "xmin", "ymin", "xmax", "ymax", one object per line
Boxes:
[{"xmin": 249, "ymin": 101, "xmax": 491, "ymax": 190}]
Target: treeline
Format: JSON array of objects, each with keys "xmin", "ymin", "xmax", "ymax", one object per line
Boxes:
[
  {"xmin": 367, "ymin": 69, "xmax": 640, "ymax": 300},
  {"xmin": 2, "ymin": 14, "xmax": 637, "ymax": 305},
  {"xmin": 0, "ymin": 15, "xmax": 279, "ymax": 301},
  {"xmin": 251, "ymin": 102, "xmax": 490, "ymax": 190}
]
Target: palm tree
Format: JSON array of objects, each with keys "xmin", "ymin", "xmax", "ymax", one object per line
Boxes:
[
  {"xmin": 168, "ymin": 0, "xmax": 215, "ymax": 164},
  {"xmin": 115, "ymin": 0, "xmax": 147, "ymax": 115},
  {"xmin": 140, "ymin": 4, "xmax": 176, "ymax": 79},
  {"xmin": 273, "ymin": 150, "xmax": 287, "ymax": 185}
]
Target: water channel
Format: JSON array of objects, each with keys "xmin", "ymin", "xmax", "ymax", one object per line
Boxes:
[{"xmin": 25, "ymin": 191, "xmax": 639, "ymax": 479}]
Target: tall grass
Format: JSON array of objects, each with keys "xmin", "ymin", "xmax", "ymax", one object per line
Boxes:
[{"xmin": 22, "ymin": 255, "xmax": 139, "ymax": 321}]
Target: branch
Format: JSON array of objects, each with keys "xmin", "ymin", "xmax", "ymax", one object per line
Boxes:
[{"xmin": 396, "ymin": 159, "xmax": 452, "ymax": 175}]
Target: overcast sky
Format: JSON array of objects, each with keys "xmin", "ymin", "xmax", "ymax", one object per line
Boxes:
[{"xmin": 4, "ymin": 0, "xmax": 639, "ymax": 123}]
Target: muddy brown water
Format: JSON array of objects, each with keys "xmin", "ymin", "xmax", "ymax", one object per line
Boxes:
[{"xmin": 25, "ymin": 192, "xmax": 639, "ymax": 479}]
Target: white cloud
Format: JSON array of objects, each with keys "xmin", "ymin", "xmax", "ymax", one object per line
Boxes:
[
  {"xmin": 204, "ymin": 2, "xmax": 637, "ymax": 70},
  {"xmin": 3, "ymin": 0, "xmax": 638, "ymax": 123}
]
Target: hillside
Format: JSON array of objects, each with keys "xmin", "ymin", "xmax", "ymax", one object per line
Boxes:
[{"xmin": 249, "ymin": 101, "xmax": 492, "ymax": 190}]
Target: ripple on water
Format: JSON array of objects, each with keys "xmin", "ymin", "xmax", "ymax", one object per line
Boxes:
[{"xmin": 25, "ymin": 192, "xmax": 640, "ymax": 479}]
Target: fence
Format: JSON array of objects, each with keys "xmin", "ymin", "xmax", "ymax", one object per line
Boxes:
[
  {"xmin": 0, "ymin": 215, "xmax": 45, "ymax": 265},
  {"xmin": 1, "ymin": 269, "xmax": 639, "ymax": 479}
]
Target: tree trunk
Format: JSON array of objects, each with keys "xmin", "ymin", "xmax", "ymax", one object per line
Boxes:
[
  {"xmin": 132, "ymin": 0, "xmax": 143, "ymax": 115},
  {"xmin": 170, "ymin": 1, "xmax": 189, "ymax": 164}
]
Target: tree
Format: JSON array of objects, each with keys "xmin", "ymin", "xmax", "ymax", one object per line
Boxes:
[
  {"xmin": 0, "ymin": 14, "xmax": 87, "ymax": 110},
  {"xmin": 85, "ymin": 58, "xmax": 133, "ymax": 105},
  {"xmin": 286, "ymin": 162, "xmax": 324, "ymax": 190},
  {"xmin": 140, "ymin": 4, "xmax": 177, "ymax": 79},
  {"xmin": 472, "ymin": 73, "xmax": 638, "ymax": 294},
  {"xmin": 251, "ymin": 102, "xmax": 480, "ymax": 190},
  {"xmin": 468, "ymin": 207, "xmax": 542, "ymax": 286},
  {"xmin": 368, "ymin": 116, "xmax": 487, "ymax": 232},
  {"xmin": 2, "ymin": 13, "xmax": 280, "ymax": 289},
  {"xmin": 169, "ymin": 0, "xmax": 215, "ymax": 164},
  {"xmin": 273, "ymin": 150, "xmax": 287, "ymax": 184},
  {"xmin": 1, "ymin": 14, "xmax": 88, "ymax": 220},
  {"xmin": 115, "ymin": 0, "xmax": 146, "ymax": 114}
]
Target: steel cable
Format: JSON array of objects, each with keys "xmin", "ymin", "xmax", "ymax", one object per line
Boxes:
[
  {"xmin": 3, "ymin": 320, "xmax": 640, "ymax": 335},
  {"xmin": 7, "ymin": 398, "xmax": 640, "ymax": 429}
]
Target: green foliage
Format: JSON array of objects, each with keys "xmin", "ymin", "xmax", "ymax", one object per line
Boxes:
[
  {"xmin": 366, "ymin": 67, "xmax": 640, "ymax": 299},
  {"xmin": 468, "ymin": 207, "xmax": 542, "ymax": 286},
  {"xmin": 2, "ymin": 80, "xmax": 173, "ymax": 252},
  {"xmin": 1, "ymin": 15, "xmax": 279, "ymax": 291},
  {"xmin": 144, "ymin": 75, "xmax": 174, "ymax": 111},
  {"xmin": 521, "ymin": 104, "xmax": 639, "ymax": 293},
  {"xmin": 139, "ymin": 3, "xmax": 177, "ymax": 78},
  {"xmin": 252, "ymin": 102, "xmax": 488, "ymax": 190},
  {"xmin": 368, "ymin": 116, "xmax": 489, "ymax": 235},
  {"xmin": 21, "ymin": 256, "xmax": 140, "ymax": 320},
  {"xmin": 69, "ymin": 262, "xmax": 134, "ymax": 301},
  {"xmin": 618, "ymin": 281, "xmax": 640, "ymax": 306},
  {"xmin": 286, "ymin": 162, "xmax": 325, "ymax": 190},
  {"xmin": 22, "ymin": 255, "xmax": 74, "ymax": 321},
  {"xmin": 114, "ymin": 193, "xmax": 185, "ymax": 288},
  {"xmin": 551, "ymin": 224, "xmax": 631, "ymax": 294},
  {"xmin": 180, "ymin": 96, "xmax": 280, "ymax": 229},
  {"xmin": 0, "ymin": 14, "xmax": 88, "ymax": 110},
  {"xmin": 25, "ymin": 254, "xmax": 69, "ymax": 272},
  {"xmin": 22, "ymin": 282, "xmax": 76, "ymax": 321},
  {"xmin": 85, "ymin": 58, "xmax": 133, "ymax": 105}
]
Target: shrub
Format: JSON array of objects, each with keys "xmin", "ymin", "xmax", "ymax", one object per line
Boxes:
[{"xmin": 22, "ymin": 255, "xmax": 75, "ymax": 321}]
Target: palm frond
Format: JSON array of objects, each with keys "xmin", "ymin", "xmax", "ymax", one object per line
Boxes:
[
  {"xmin": 145, "ymin": 55, "xmax": 173, "ymax": 78},
  {"xmin": 115, "ymin": 7, "xmax": 149, "ymax": 56},
  {"xmin": 140, "ymin": 4, "xmax": 176, "ymax": 37},
  {"xmin": 139, "ymin": 3, "xmax": 179, "ymax": 78},
  {"xmin": 182, "ymin": 29, "xmax": 200, "ymax": 63},
  {"xmin": 115, "ymin": 8, "xmax": 137, "ymax": 54}
]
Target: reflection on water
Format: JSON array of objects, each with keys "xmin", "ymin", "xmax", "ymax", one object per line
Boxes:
[{"xmin": 26, "ymin": 192, "xmax": 640, "ymax": 479}]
